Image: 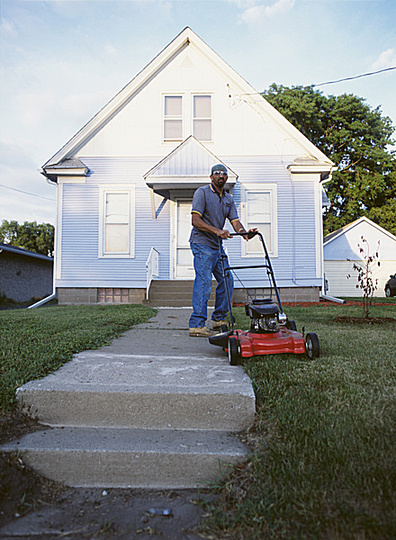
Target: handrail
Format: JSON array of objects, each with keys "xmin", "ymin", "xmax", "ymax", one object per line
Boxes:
[{"xmin": 145, "ymin": 248, "xmax": 159, "ymax": 300}]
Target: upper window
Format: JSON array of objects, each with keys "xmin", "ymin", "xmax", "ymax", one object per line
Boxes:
[
  {"xmin": 241, "ymin": 184, "xmax": 278, "ymax": 257},
  {"xmin": 163, "ymin": 94, "xmax": 212, "ymax": 142},
  {"xmin": 99, "ymin": 187, "xmax": 135, "ymax": 258},
  {"xmin": 164, "ymin": 96, "xmax": 183, "ymax": 141},
  {"xmin": 193, "ymin": 95, "xmax": 212, "ymax": 141}
]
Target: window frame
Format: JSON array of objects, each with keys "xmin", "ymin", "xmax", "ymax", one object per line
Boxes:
[
  {"xmin": 192, "ymin": 93, "xmax": 212, "ymax": 142},
  {"xmin": 99, "ymin": 185, "xmax": 135, "ymax": 259},
  {"xmin": 240, "ymin": 183, "xmax": 278, "ymax": 258},
  {"xmin": 163, "ymin": 94, "xmax": 184, "ymax": 142},
  {"xmin": 162, "ymin": 92, "xmax": 213, "ymax": 143}
]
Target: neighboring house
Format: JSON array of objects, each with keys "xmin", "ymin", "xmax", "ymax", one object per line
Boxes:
[
  {"xmin": 324, "ymin": 217, "xmax": 396, "ymax": 297},
  {"xmin": 41, "ymin": 27, "xmax": 334, "ymax": 306},
  {"xmin": 0, "ymin": 243, "xmax": 53, "ymax": 303}
]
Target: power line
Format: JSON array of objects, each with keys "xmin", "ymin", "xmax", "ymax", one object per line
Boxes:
[
  {"xmin": 0, "ymin": 183, "xmax": 55, "ymax": 202},
  {"xmin": 313, "ymin": 66, "xmax": 396, "ymax": 87}
]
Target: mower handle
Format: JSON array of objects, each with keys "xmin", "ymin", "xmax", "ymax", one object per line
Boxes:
[{"xmin": 229, "ymin": 230, "xmax": 259, "ymax": 240}]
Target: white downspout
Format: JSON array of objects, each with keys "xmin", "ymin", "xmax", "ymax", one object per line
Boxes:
[
  {"xmin": 28, "ymin": 172, "xmax": 58, "ymax": 309},
  {"xmin": 28, "ymin": 292, "xmax": 57, "ymax": 309}
]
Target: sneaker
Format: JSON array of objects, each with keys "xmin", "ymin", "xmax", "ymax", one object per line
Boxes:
[
  {"xmin": 189, "ymin": 326, "xmax": 218, "ymax": 337},
  {"xmin": 212, "ymin": 320, "xmax": 228, "ymax": 329}
]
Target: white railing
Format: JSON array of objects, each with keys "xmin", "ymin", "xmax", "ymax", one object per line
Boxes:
[{"xmin": 145, "ymin": 247, "xmax": 159, "ymax": 300}]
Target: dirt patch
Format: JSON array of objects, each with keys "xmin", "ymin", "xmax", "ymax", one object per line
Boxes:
[
  {"xmin": 0, "ymin": 411, "xmax": 214, "ymax": 539},
  {"xmin": 334, "ymin": 315, "xmax": 396, "ymax": 325}
]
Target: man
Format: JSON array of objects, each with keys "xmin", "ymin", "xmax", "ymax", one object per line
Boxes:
[{"xmin": 188, "ymin": 164, "xmax": 256, "ymax": 337}]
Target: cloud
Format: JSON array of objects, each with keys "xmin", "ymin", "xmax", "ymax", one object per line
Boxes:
[
  {"xmin": 372, "ymin": 49, "xmax": 396, "ymax": 70},
  {"xmin": 104, "ymin": 43, "xmax": 118, "ymax": 57},
  {"xmin": 230, "ymin": 0, "xmax": 296, "ymax": 23},
  {"xmin": 16, "ymin": 92, "xmax": 57, "ymax": 129},
  {"xmin": 0, "ymin": 17, "xmax": 18, "ymax": 36},
  {"xmin": 60, "ymin": 90, "xmax": 113, "ymax": 121}
]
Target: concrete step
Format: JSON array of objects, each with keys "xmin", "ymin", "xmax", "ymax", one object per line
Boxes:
[
  {"xmin": 1, "ymin": 426, "xmax": 248, "ymax": 488},
  {"xmin": 4, "ymin": 309, "xmax": 256, "ymax": 489},
  {"xmin": 17, "ymin": 353, "xmax": 256, "ymax": 432},
  {"xmin": 148, "ymin": 280, "xmax": 216, "ymax": 306}
]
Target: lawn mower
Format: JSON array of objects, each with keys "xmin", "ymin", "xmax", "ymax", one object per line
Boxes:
[{"xmin": 209, "ymin": 231, "xmax": 320, "ymax": 365}]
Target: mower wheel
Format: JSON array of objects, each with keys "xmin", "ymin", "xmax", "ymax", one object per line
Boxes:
[
  {"xmin": 228, "ymin": 336, "xmax": 240, "ymax": 366},
  {"xmin": 286, "ymin": 320, "xmax": 297, "ymax": 331},
  {"xmin": 305, "ymin": 333, "xmax": 320, "ymax": 359}
]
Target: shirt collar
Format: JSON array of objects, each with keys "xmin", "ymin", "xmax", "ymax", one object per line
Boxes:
[{"xmin": 210, "ymin": 182, "xmax": 225, "ymax": 198}]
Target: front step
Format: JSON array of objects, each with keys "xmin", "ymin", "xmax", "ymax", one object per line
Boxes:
[
  {"xmin": 2, "ymin": 309, "xmax": 256, "ymax": 489},
  {"xmin": 16, "ymin": 353, "xmax": 255, "ymax": 431},
  {"xmin": 3, "ymin": 351, "xmax": 256, "ymax": 488},
  {"xmin": 1, "ymin": 427, "xmax": 247, "ymax": 488},
  {"xmin": 147, "ymin": 280, "xmax": 216, "ymax": 306}
]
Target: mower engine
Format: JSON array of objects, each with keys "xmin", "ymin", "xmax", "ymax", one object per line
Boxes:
[{"xmin": 245, "ymin": 298, "xmax": 280, "ymax": 333}]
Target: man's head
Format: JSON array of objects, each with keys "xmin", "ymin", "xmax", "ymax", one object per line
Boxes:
[
  {"xmin": 211, "ymin": 164, "xmax": 228, "ymax": 176},
  {"xmin": 211, "ymin": 164, "xmax": 228, "ymax": 191}
]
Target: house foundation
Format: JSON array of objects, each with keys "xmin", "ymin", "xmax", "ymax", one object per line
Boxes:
[{"xmin": 57, "ymin": 285, "xmax": 320, "ymax": 306}]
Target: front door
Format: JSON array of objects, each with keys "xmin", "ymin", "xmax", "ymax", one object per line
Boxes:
[{"xmin": 175, "ymin": 199, "xmax": 194, "ymax": 278}]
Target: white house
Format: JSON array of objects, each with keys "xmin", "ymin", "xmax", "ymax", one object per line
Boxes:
[
  {"xmin": 41, "ymin": 27, "xmax": 334, "ymax": 306},
  {"xmin": 324, "ymin": 217, "xmax": 396, "ymax": 297}
]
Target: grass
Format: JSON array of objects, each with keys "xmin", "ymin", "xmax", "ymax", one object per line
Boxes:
[
  {"xmin": 202, "ymin": 302, "xmax": 396, "ymax": 539},
  {"xmin": 1, "ymin": 300, "xmax": 395, "ymax": 538},
  {"xmin": 0, "ymin": 304, "xmax": 156, "ymax": 413}
]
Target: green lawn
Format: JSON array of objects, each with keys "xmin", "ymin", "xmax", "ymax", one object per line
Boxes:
[
  {"xmin": 0, "ymin": 304, "xmax": 156, "ymax": 412},
  {"xmin": 202, "ymin": 302, "xmax": 396, "ymax": 539},
  {"xmin": 1, "ymin": 301, "xmax": 395, "ymax": 538}
]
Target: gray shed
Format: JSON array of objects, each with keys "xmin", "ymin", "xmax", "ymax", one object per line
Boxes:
[{"xmin": 0, "ymin": 243, "xmax": 53, "ymax": 303}]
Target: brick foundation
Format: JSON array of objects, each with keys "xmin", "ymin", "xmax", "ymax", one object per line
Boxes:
[
  {"xmin": 57, "ymin": 288, "xmax": 146, "ymax": 305},
  {"xmin": 57, "ymin": 286, "xmax": 320, "ymax": 306}
]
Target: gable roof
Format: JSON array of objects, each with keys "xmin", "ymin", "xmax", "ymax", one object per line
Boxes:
[
  {"xmin": 42, "ymin": 27, "xmax": 333, "ymax": 172},
  {"xmin": 144, "ymin": 136, "xmax": 237, "ymax": 191},
  {"xmin": 324, "ymin": 217, "xmax": 396, "ymax": 246}
]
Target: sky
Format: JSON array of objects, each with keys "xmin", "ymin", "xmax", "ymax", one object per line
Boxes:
[{"xmin": 1, "ymin": 0, "xmax": 395, "ymax": 227}]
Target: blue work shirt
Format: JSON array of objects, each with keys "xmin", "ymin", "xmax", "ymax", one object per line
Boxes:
[{"xmin": 189, "ymin": 184, "xmax": 239, "ymax": 249}]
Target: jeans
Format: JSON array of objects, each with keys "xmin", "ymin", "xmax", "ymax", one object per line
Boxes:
[{"xmin": 189, "ymin": 243, "xmax": 234, "ymax": 328}]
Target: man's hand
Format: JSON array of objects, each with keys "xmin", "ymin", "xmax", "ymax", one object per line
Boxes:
[
  {"xmin": 240, "ymin": 228, "xmax": 258, "ymax": 241},
  {"xmin": 217, "ymin": 229, "xmax": 231, "ymax": 239}
]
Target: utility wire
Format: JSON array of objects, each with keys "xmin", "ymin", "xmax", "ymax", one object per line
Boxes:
[
  {"xmin": 0, "ymin": 183, "xmax": 55, "ymax": 202},
  {"xmin": 313, "ymin": 66, "xmax": 396, "ymax": 87},
  {"xmin": 238, "ymin": 65, "xmax": 396, "ymax": 96}
]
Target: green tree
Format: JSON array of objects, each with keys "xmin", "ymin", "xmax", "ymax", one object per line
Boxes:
[
  {"xmin": 263, "ymin": 84, "xmax": 396, "ymax": 236},
  {"xmin": 0, "ymin": 220, "xmax": 54, "ymax": 257}
]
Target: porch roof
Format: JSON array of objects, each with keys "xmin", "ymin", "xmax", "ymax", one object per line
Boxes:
[{"xmin": 144, "ymin": 136, "xmax": 237, "ymax": 193}]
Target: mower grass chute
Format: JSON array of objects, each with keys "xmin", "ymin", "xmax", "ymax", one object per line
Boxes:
[{"xmin": 209, "ymin": 231, "xmax": 320, "ymax": 365}]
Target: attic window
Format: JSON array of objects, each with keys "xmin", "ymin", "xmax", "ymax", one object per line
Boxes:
[
  {"xmin": 164, "ymin": 96, "xmax": 183, "ymax": 141},
  {"xmin": 193, "ymin": 95, "xmax": 212, "ymax": 141}
]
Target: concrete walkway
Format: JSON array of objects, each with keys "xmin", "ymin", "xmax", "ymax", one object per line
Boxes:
[{"xmin": 2, "ymin": 308, "xmax": 256, "ymax": 489}]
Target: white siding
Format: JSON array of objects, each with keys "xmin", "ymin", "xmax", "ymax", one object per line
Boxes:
[
  {"xmin": 324, "ymin": 218, "xmax": 396, "ymax": 297},
  {"xmin": 325, "ymin": 260, "xmax": 395, "ymax": 297},
  {"xmin": 76, "ymin": 45, "xmax": 311, "ymax": 160},
  {"xmin": 57, "ymin": 158, "xmax": 170, "ymax": 287},
  {"xmin": 224, "ymin": 157, "xmax": 321, "ymax": 289},
  {"xmin": 56, "ymin": 156, "xmax": 322, "ymax": 290}
]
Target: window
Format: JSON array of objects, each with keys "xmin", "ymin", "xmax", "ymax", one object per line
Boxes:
[
  {"xmin": 99, "ymin": 187, "xmax": 135, "ymax": 257},
  {"xmin": 193, "ymin": 95, "xmax": 212, "ymax": 141},
  {"xmin": 164, "ymin": 95, "xmax": 183, "ymax": 141},
  {"xmin": 241, "ymin": 184, "xmax": 278, "ymax": 257},
  {"xmin": 163, "ymin": 93, "xmax": 212, "ymax": 142}
]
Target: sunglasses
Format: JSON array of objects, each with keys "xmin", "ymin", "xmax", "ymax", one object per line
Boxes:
[{"xmin": 212, "ymin": 171, "xmax": 228, "ymax": 176}]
